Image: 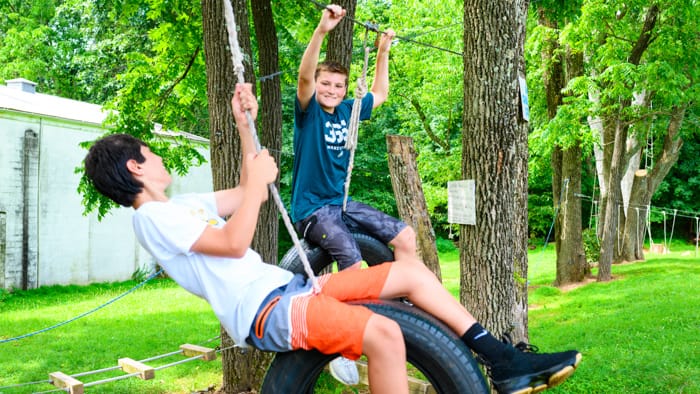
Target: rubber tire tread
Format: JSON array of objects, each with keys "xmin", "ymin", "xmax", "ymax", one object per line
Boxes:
[
  {"xmin": 278, "ymin": 232, "xmax": 395, "ymax": 275},
  {"xmin": 260, "ymin": 299, "xmax": 489, "ymax": 394}
]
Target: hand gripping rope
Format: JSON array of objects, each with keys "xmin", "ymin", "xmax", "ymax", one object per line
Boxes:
[{"xmin": 221, "ymin": 0, "xmax": 320, "ymax": 293}]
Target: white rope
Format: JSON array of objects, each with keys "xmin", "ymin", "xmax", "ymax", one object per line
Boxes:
[
  {"xmin": 342, "ymin": 27, "xmax": 372, "ymax": 211},
  {"xmin": 668, "ymin": 209, "xmax": 678, "ymax": 251},
  {"xmin": 646, "ymin": 205, "xmax": 654, "ymax": 248},
  {"xmin": 695, "ymin": 217, "xmax": 700, "ymax": 257},
  {"xmin": 635, "ymin": 207, "xmax": 640, "ymax": 256},
  {"xmin": 662, "ymin": 210, "xmax": 668, "ymax": 252},
  {"xmin": 221, "ymin": 0, "xmax": 319, "ymax": 292}
]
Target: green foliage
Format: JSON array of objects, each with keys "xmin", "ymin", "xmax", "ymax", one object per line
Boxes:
[{"xmin": 581, "ymin": 227, "xmax": 600, "ymax": 263}]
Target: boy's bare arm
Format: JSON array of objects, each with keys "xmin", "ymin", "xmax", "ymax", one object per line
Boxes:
[
  {"xmin": 191, "ymin": 84, "xmax": 278, "ymax": 258},
  {"xmin": 297, "ymin": 4, "xmax": 346, "ymax": 110},
  {"xmin": 370, "ymin": 28, "xmax": 395, "ymax": 108},
  {"xmin": 214, "ymin": 83, "xmax": 259, "ymax": 218}
]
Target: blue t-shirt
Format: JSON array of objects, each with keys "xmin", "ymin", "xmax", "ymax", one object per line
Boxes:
[{"xmin": 290, "ymin": 93, "xmax": 374, "ymax": 222}]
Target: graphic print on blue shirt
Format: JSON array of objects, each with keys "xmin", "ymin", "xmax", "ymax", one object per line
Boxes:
[{"xmin": 324, "ymin": 118, "xmax": 348, "ymax": 157}]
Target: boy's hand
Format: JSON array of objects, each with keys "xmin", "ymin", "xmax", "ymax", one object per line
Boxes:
[
  {"xmin": 245, "ymin": 149, "xmax": 278, "ymax": 200},
  {"xmin": 318, "ymin": 4, "xmax": 345, "ymax": 34},
  {"xmin": 377, "ymin": 28, "xmax": 396, "ymax": 54},
  {"xmin": 231, "ymin": 83, "xmax": 258, "ymax": 126}
]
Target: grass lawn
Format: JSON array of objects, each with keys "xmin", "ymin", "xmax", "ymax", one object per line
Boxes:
[{"xmin": 1, "ymin": 242, "xmax": 699, "ymax": 393}]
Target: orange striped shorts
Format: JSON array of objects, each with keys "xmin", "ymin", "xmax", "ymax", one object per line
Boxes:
[{"xmin": 248, "ymin": 262, "xmax": 392, "ymax": 360}]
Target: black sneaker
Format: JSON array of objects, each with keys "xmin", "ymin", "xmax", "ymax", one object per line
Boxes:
[{"xmin": 481, "ymin": 337, "xmax": 581, "ymax": 394}]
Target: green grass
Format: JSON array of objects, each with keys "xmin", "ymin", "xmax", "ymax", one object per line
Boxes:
[{"xmin": 1, "ymin": 242, "xmax": 699, "ymax": 393}]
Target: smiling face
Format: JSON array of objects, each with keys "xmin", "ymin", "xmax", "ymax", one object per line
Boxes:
[{"xmin": 315, "ymin": 70, "xmax": 348, "ymax": 112}]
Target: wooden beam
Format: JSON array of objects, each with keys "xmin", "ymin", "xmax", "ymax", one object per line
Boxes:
[
  {"xmin": 49, "ymin": 371, "xmax": 84, "ymax": 394},
  {"xmin": 180, "ymin": 343, "xmax": 217, "ymax": 361},
  {"xmin": 118, "ymin": 357, "xmax": 155, "ymax": 380}
]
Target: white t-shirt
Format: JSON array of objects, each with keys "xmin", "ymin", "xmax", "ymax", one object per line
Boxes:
[{"xmin": 132, "ymin": 193, "xmax": 294, "ymax": 346}]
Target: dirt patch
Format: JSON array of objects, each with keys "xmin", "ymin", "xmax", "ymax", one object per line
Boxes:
[{"xmin": 557, "ymin": 276, "xmax": 598, "ymax": 292}]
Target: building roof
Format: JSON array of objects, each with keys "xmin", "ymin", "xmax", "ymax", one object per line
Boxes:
[
  {"xmin": 0, "ymin": 78, "xmax": 108, "ymax": 125},
  {"xmin": 0, "ymin": 78, "xmax": 208, "ymax": 143}
]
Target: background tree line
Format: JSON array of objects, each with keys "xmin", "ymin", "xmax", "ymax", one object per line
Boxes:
[{"xmin": 2, "ymin": 0, "xmax": 696, "ymax": 258}]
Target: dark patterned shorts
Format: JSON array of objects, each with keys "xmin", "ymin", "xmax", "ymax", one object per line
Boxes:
[{"xmin": 294, "ymin": 201, "xmax": 406, "ymax": 270}]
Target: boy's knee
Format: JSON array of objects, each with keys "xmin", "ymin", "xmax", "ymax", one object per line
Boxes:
[
  {"xmin": 391, "ymin": 226, "xmax": 416, "ymax": 250},
  {"xmin": 365, "ymin": 315, "xmax": 404, "ymax": 351}
]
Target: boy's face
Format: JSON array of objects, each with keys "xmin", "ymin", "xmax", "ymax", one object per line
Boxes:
[
  {"xmin": 139, "ymin": 146, "xmax": 172, "ymax": 188},
  {"xmin": 315, "ymin": 70, "xmax": 347, "ymax": 112}
]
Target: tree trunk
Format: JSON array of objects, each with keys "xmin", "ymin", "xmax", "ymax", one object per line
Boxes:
[
  {"xmin": 538, "ymin": 10, "xmax": 588, "ymax": 285},
  {"xmin": 598, "ymin": 119, "xmax": 627, "ymax": 281},
  {"xmin": 555, "ymin": 146, "xmax": 588, "ymax": 284},
  {"xmin": 598, "ymin": 5, "xmax": 659, "ymax": 275},
  {"xmin": 326, "ymin": 0, "xmax": 357, "ymax": 70},
  {"xmin": 621, "ymin": 106, "xmax": 686, "ymax": 261},
  {"xmin": 202, "ymin": 0, "xmax": 271, "ymax": 392},
  {"xmin": 461, "ymin": 0, "xmax": 529, "ymax": 341},
  {"xmin": 386, "ymin": 135, "xmax": 441, "ymax": 280}
]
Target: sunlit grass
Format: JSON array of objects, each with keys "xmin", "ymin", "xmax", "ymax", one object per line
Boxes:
[{"xmin": 1, "ymin": 240, "xmax": 699, "ymax": 393}]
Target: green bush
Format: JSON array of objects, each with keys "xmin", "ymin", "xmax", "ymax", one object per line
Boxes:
[{"xmin": 582, "ymin": 227, "xmax": 600, "ymax": 263}]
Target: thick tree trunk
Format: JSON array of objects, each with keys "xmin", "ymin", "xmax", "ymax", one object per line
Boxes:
[
  {"xmin": 554, "ymin": 146, "xmax": 588, "ymax": 284},
  {"xmin": 462, "ymin": 0, "xmax": 529, "ymax": 340},
  {"xmin": 598, "ymin": 5, "xmax": 659, "ymax": 274},
  {"xmin": 386, "ymin": 135, "xmax": 441, "ymax": 280},
  {"xmin": 202, "ymin": 0, "xmax": 272, "ymax": 392},
  {"xmin": 598, "ymin": 119, "xmax": 628, "ymax": 281},
  {"xmin": 539, "ymin": 11, "xmax": 588, "ymax": 285},
  {"xmin": 621, "ymin": 106, "xmax": 686, "ymax": 261},
  {"xmin": 325, "ymin": 0, "xmax": 356, "ymax": 70}
]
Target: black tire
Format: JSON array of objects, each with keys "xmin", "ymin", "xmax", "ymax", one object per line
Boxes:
[
  {"xmin": 278, "ymin": 232, "xmax": 394, "ymax": 275},
  {"xmin": 260, "ymin": 299, "xmax": 489, "ymax": 394}
]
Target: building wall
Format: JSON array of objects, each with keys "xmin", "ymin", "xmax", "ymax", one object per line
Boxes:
[{"xmin": 0, "ymin": 110, "xmax": 212, "ymax": 289}]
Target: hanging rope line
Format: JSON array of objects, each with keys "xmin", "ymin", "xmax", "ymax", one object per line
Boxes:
[
  {"xmin": 0, "ymin": 268, "xmax": 163, "ymax": 344},
  {"xmin": 668, "ymin": 209, "xmax": 678, "ymax": 251},
  {"xmin": 307, "ymin": 0, "xmax": 463, "ymax": 56},
  {"xmin": 342, "ymin": 24, "xmax": 372, "ymax": 211},
  {"xmin": 221, "ymin": 0, "xmax": 320, "ymax": 293}
]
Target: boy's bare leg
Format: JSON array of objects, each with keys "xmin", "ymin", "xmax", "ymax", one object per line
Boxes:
[
  {"xmin": 389, "ymin": 226, "xmax": 417, "ymax": 261},
  {"xmin": 362, "ymin": 314, "xmax": 409, "ymax": 394},
  {"xmin": 379, "ymin": 259, "xmax": 476, "ymax": 335}
]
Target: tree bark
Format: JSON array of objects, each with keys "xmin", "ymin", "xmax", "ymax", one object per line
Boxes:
[
  {"xmin": 202, "ymin": 0, "xmax": 272, "ymax": 391},
  {"xmin": 386, "ymin": 135, "xmax": 441, "ymax": 281},
  {"xmin": 597, "ymin": 5, "xmax": 659, "ymax": 276},
  {"xmin": 461, "ymin": 0, "xmax": 529, "ymax": 341},
  {"xmin": 620, "ymin": 106, "xmax": 685, "ymax": 261},
  {"xmin": 326, "ymin": 0, "xmax": 357, "ymax": 70}
]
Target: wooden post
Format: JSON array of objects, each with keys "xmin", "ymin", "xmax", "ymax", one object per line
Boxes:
[
  {"xmin": 386, "ymin": 134, "xmax": 442, "ymax": 281},
  {"xmin": 49, "ymin": 372, "xmax": 84, "ymax": 394}
]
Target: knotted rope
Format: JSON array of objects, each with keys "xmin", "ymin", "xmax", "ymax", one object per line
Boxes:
[
  {"xmin": 342, "ymin": 25, "xmax": 374, "ymax": 211},
  {"xmin": 222, "ymin": 0, "xmax": 319, "ymax": 292}
]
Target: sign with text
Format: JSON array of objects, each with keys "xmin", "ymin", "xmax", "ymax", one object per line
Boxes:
[{"xmin": 447, "ymin": 180, "xmax": 475, "ymax": 225}]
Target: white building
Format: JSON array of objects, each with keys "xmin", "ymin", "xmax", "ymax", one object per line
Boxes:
[{"xmin": 0, "ymin": 78, "xmax": 212, "ymax": 290}]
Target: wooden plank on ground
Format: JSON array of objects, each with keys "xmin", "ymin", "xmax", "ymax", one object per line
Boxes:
[
  {"xmin": 49, "ymin": 371, "xmax": 84, "ymax": 394},
  {"xmin": 119, "ymin": 357, "xmax": 155, "ymax": 380},
  {"xmin": 180, "ymin": 343, "xmax": 217, "ymax": 361}
]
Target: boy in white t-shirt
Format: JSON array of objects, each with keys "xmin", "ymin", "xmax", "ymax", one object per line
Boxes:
[{"xmin": 83, "ymin": 83, "xmax": 581, "ymax": 394}]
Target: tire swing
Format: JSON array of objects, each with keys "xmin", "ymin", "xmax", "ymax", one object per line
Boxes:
[
  {"xmin": 260, "ymin": 299, "xmax": 489, "ymax": 394},
  {"xmin": 278, "ymin": 232, "xmax": 394, "ymax": 274},
  {"xmin": 222, "ymin": 2, "xmax": 488, "ymax": 393}
]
